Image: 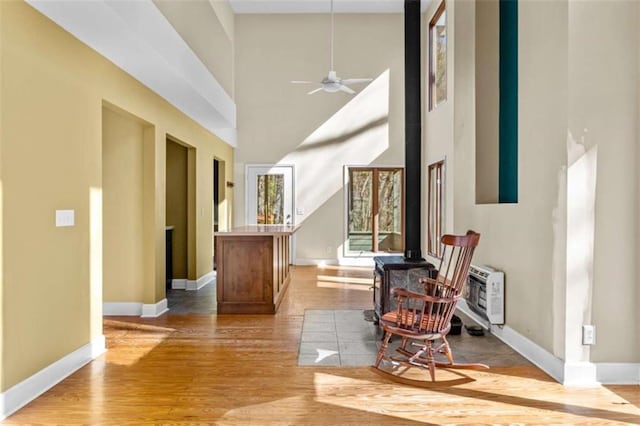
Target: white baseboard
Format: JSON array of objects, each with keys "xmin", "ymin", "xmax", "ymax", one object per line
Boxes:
[
  {"xmin": 295, "ymin": 258, "xmax": 337, "ymax": 266},
  {"xmin": 595, "ymin": 363, "xmax": 640, "ymax": 385},
  {"xmin": 172, "ymin": 271, "xmax": 215, "ymax": 291},
  {"xmin": 0, "ymin": 335, "xmax": 106, "ymax": 420},
  {"xmin": 457, "ymin": 301, "xmax": 640, "ymax": 385},
  {"xmin": 457, "ymin": 301, "xmax": 565, "ymax": 383},
  {"xmin": 104, "ymin": 299, "xmax": 168, "ymax": 318},
  {"xmin": 187, "ymin": 270, "xmax": 216, "ymax": 291},
  {"xmin": 141, "ymin": 298, "xmax": 168, "ymax": 318},
  {"xmin": 103, "ymin": 302, "xmax": 143, "ymax": 316},
  {"xmin": 295, "ymin": 258, "xmax": 376, "ymax": 267},
  {"xmin": 172, "ymin": 279, "xmax": 187, "ymax": 290},
  {"xmin": 563, "ymin": 362, "xmax": 598, "ymax": 387},
  {"xmin": 339, "ymin": 257, "xmax": 375, "ymax": 267}
]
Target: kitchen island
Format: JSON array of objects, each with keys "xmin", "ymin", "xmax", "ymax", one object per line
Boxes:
[{"xmin": 214, "ymin": 225, "xmax": 298, "ymax": 314}]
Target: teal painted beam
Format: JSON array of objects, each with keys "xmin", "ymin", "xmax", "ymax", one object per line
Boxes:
[{"xmin": 499, "ymin": 0, "xmax": 518, "ymax": 203}]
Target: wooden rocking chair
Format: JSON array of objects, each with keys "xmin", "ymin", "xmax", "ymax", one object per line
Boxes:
[{"xmin": 374, "ymin": 230, "xmax": 488, "ymax": 381}]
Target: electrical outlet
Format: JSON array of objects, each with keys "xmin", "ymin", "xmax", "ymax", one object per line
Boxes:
[
  {"xmin": 325, "ymin": 246, "xmax": 332, "ymax": 255},
  {"xmin": 582, "ymin": 325, "xmax": 596, "ymax": 345}
]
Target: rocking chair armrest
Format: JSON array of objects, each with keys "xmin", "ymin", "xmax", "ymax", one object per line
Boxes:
[
  {"xmin": 419, "ymin": 277, "xmax": 445, "ymax": 292},
  {"xmin": 419, "ymin": 276, "xmax": 452, "ymax": 289},
  {"xmin": 390, "ymin": 287, "xmax": 427, "ymax": 300},
  {"xmin": 391, "ymin": 288, "xmax": 458, "ymax": 304},
  {"xmin": 419, "ymin": 277, "xmax": 437, "ymax": 286},
  {"xmin": 424, "ymin": 293, "xmax": 460, "ymax": 304}
]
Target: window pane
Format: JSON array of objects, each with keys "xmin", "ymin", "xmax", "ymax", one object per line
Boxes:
[
  {"xmin": 429, "ymin": 2, "xmax": 447, "ymax": 110},
  {"xmin": 378, "ymin": 170, "xmax": 403, "ymax": 252},
  {"xmin": 256, "ymin": 174, "xmax": 284, "ymax": 225},
  {"xmin": 434, "ymin": 10, "xmax": 447, "ymax": 105},
  {"xmin": 257, "ymin": 175, "xmax": 265, "ymax": 224},
  {"xmin": 346, "ymin": 167, "xmax": 404, "ymax": 254},
  {"xmin": 348, "ymin": 170, "xmax": 373, "ymax": 252},
  {"xmin": 427, "ymin": 161, "xmax": 444, "ymax": 257}
]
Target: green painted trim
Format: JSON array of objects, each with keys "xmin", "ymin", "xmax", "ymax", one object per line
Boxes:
[{"xmin": 499, "ymin": 0, "xmax": 518, "ymax": 203}]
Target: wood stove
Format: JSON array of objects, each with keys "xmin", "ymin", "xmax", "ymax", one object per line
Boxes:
[{"xmin": 373, "ymin": 256, "xmax": 435, "ymax": 323}]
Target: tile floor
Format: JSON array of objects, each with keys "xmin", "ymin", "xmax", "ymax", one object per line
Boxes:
[
  {"xmin": 298, "ymin": 309, "xmax": 379, "ymax": 366},
  {"xmin": 166, "ymin": 279, "xmax": 216, "ymax": 314},
  {"xmin": 297, "ymin": 309, "xmax": 532, "ymax": 368}
]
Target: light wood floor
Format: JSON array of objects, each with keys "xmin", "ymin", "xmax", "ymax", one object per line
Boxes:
[{"xmin": 4, "ymin": 265, "xmax": 640, "ymax": 424}]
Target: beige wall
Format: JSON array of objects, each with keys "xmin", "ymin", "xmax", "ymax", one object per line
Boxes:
[
  {"xmin": 474, "ymin": 0, "xmax": 499, "ymax": 204},
  {"xmin": 426, "ymin": 0, "xmax": 639, "ymax": 364},
  {"xmin": 234, "ymin": 14, "xmax": 404, "ymax": 261},
  {"xmin": 102, "ymin": 107, "xmax": 146, "ymax": 302},
  {"xmin": 450, "ymin": 0, "xmax": 569, "ymax": 357},
  {"xmin": 166, "ymin": 139, "xmax": 188, "ymax": 279},
  {"xmin": 0, "ymin": 1, "xmax": 233, "ymax": 391},
  {"xmin": 567, "ymin": 0, "xmax": 638, "ymax": 362}
]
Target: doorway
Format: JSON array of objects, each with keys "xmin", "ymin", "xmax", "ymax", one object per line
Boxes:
[
  {"xmin": 166, "ymin": 137, "xmax": 196, "ymax": 290},
  {"xmin": 246, "ymin": 165, "xmax": 294, "ymax": 226},
  {"xmin": 213, "ymin": 158, "xmax": 226, "ymax": 271}
]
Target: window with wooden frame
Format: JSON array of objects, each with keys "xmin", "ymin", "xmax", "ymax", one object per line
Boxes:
[
  {"xmin": 346, "ymin": 167, "xmax": 404, "ymax": 254},
  {"xmin": 427, "ymin": 160, "xmax": 445, "ymax": 257},
  {"xmin": 429, "ymin": 1, "xmax": 447, "ymax": 110}
]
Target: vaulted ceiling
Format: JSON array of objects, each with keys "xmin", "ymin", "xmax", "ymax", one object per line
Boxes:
[{"xmin": 26, "ymin": 0, "xmax": 429, "ymax": 147}]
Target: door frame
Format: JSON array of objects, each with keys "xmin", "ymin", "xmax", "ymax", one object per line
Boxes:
[
  {"xmin": 245, "ymin": 164, "xmax": 295, "ymax": 226},
  {"xmin": 245, "ymin": 164, "xmax": 296, "ymax": 263}
]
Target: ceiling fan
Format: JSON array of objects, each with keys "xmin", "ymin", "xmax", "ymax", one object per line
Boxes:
[{"xmin": 291, "ymin": 0, "xmax": 373, "ymax": 95}]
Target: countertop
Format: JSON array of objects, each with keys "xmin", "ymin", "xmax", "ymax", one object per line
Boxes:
[{"xmin": 214, "ymin": 225, "xmax": 299, "ymax": 236}]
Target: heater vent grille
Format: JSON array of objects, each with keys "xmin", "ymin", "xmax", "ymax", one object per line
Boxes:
[{"xmin": 465, "ymin": 264, "xmax": 505, "ymax": 325}]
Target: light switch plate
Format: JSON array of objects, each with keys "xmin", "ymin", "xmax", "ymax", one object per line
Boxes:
[
  {"xmin": 56, "ymin": 210, "xmax": 75, "ymax": 227},
  {"xmin": 582, "ymin": 325, "xmax": 596, "ymax": 345}
]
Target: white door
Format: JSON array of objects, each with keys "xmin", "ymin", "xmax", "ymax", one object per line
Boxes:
[{"xmin": 246, "ymin": 165, "xmax": 294, "ymax": 226}]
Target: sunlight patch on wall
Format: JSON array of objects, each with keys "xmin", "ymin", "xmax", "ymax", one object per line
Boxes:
[
  {"xmin": 565, "ymin": 131, "xmax": 597, "ymax": 363},
  {"xmin": 277, "ymin": 70, "xmax": 390, "ymax": 223},
  {"xmin": 0, "ymin": 180, "xmax": 3, "ymax": 392},
  {"xmin": 90, "ymin": 187, "xmax": 103, "ymax": 340}
]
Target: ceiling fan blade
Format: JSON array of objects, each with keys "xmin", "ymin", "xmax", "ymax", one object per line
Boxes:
[
  {"xmin": 291, "ymin": 80, "xmax": 318, "ymax": 84},
  {"xmin": 338, "ymin": 85, "xmax": 356, "ymax": 95},
  {"xmin": 307, "ymin": 88, "xmax": 324, "ymax": 95},
  {"xmin": 340, "ymin": 78, "xmax": 373, "ymax": 85}
]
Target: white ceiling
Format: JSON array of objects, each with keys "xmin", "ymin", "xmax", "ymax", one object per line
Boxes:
[{"xmin": 228, "ymin": 0, "xmax": 429, "ymax": 14}]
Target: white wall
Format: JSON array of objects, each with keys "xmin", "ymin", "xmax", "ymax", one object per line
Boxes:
[
  {"xmin": 234, "ymin": 13, "xmax": 404, "ymax": 263},
  {"xmin": 423, "ymin": 0, "xmax": 455, "ymax": 263},
  {"xmin": 567, "ymin": 0, "xmax": 638, "ymax": 362},
  {"xmin": 425, "ymin": 0, "xmax": 639, "ymax": 365}
]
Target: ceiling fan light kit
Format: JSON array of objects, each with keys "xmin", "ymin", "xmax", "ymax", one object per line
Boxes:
[{"xmin": 291, "ymin": 0, "xmax": 373, "ymax": 95}]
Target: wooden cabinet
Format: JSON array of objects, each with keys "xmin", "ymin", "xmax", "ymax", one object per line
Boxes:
[{"xmin": 215, "ymin": 226, "xmax": 296, "ymax": 314}]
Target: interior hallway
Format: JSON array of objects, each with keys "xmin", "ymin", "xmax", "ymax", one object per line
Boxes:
[{"xmin": 3, "ymin": 266, "xmax": 639, "ymax": 424}]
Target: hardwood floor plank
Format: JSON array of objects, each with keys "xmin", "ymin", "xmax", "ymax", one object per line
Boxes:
[{"xmin": 3, "ymin": 266, "xmax": 639, "ymax": 424}]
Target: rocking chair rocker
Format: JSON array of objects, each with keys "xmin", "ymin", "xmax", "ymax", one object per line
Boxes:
[{"xmin": 374, "ymin": 230, "xmax": 488, "ymax": 381}]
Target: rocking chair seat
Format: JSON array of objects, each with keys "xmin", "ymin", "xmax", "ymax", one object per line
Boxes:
[{"xmin": 379, "ymin": 310, "xmax": 448, "ymax": 340}]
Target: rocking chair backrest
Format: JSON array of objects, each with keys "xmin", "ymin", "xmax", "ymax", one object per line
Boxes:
[
  {"xmin": 434, "ymin": 230, "xmax": 480, "ymax": 296},
  {"xmin": 415, "ymin": 230, "xmax": 480, "ymax": 335},
  {"xmin": 387, "ymin": 231, "xmax": 480, "ymax": 337}
]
